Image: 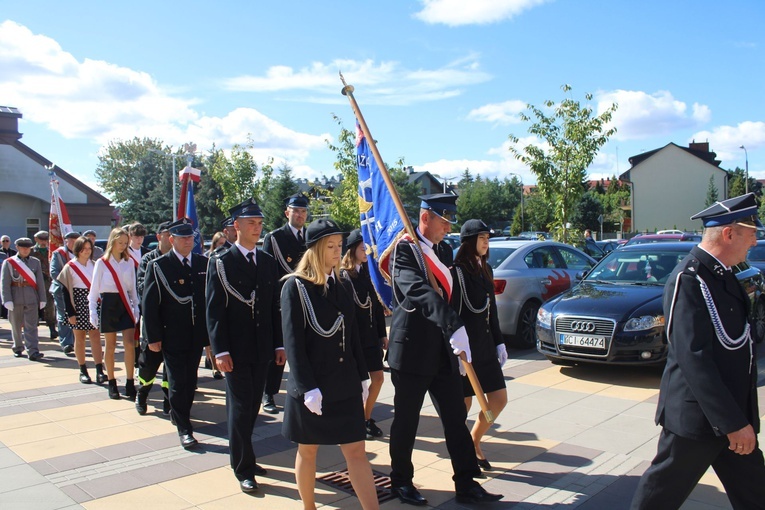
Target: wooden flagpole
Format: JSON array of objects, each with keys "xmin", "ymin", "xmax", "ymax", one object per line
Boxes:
[{"xmin": 340, "ymin": 73, "xmax": 494, "ymax": 424}]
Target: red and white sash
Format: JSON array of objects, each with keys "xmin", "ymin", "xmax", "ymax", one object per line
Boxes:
[
  {"xmin": 7, "ymin": 257, "xmax": 37, "ymax": 290},
  {"xmin": 54, "ymin": 247, "xmax": 73, "ymax": 264},
  {"xmin": 102, "ymin": 257, "xmax": 136, "ymax": 323},
  {"xmin": 401, "ymin": 233, "xmax": 453, "ymax": 301},
  {"xmin": 127, "ymin": 248, "xmax": 141, "ymax": 268},
  {"xmin": 67, "ymin": 260, "xmax": 91, "ymax": 290}
]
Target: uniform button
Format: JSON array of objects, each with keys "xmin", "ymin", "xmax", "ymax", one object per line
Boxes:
[
  {"xmin": 339, "ymin": 357, "xmax": 344, "ymax": 362},
  {"xmin": 339, "ymin": 343, "xmax": 343, "ymax": 347},
  {"xmin": 337, "ymin": 312, "xmax": 341, "ymax": 316}
]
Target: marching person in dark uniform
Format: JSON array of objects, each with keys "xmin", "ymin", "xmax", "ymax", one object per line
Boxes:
[
  {"xmin": 340, "ymin": 228, "xmax": 388, "ymax": 440},
  {"xmin": 206, "ymin": 198, "xmax": 285, "ymax": 493},
  {"xmin": 281, "ymin": 219, "xmax": 378, "ymax": 510},
  {"xmin": 1, "ymin": 237, "xmax": 46, "ymax": 361},
  {"xmin": 30, "ymin": 230, "xmax": 58, "ymax": 340},
  {"xmin": 631, "ymin": 193, "xmax": 765, "ymax": 510},
  {"xmin": 450, "ymin": 219, "xmax": 508, "ymax": 472},
  {"xmin": 388, "ymin": 194, "xmax": 501, "ymax": 506},
  {"xmin": 50, "ymin": 231, "xmax": 80, "ymax": 354},
  {"xmin": 142, "ymin": 219, "xmax": 208, "ymax": 450},
  {"xmin": 135, "ymin": 221, "xmax": 172, "ymax": 416},
  {"xmin": 261, "ymin": 192, "xmax": 309, "ymax": 414},
  {"xmin": 212, "ymin": 217, "xmax": 237, "ymax": 255}
]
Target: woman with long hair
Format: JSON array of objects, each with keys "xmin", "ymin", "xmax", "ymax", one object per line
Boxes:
[
  {"xmin": 89, "ymin": 228, "xmax": 139, "ymax": 400},
  {"xmin": 450, "ymin": 219, "xmax": 508, "ymax": 472},
  {"xmin": 281, "ymin": 219, "xmax": 378, "ymax": 510},
  {"xmin": 206, "ymin": 231, "xmax": 227, "ymax": 256},
  {"xmin": 57, "ymin": 236, "xmax": 105, "ymax": 385},
  {"xmin": 340, "ymin": 229, "xmax": 388, "ymax": 440}
]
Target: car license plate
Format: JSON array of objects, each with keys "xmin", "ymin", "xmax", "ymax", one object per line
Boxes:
[{"xmin": 559, "ymin": 334, "xmax": 606, "ymax": 349}]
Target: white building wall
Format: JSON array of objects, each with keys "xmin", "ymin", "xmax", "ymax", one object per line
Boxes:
[{"xmin": 631, "ymin": 145, "xmax": 727, "ymax": 232}]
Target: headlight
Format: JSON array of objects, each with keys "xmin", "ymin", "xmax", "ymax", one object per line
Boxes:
[
  {"xmin": 624, "ymin": 315, "xmax": 665, "ymax": 332},
  {"xmin": 537, "ymin": 308, "xmax": 552, "ymax": 329}
]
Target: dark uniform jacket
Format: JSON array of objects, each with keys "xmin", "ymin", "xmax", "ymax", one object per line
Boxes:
[
  {"xmin": 388, "ymin": 235, "xmax": 464, "ymax": 376},
  {"xmin": 450, "ymin": 262, "xmax": 503, "ymax": 365},
  {"xmin": 658, "ymin": 245, "xmax": 759, "ymax": 440},
  {"xmin": 341, "ymin": 265, "xmax": 387, "ymax": 350},
  {"xmin": 263, "ymin": 223, "xmax": 306, "ymax": 277},
  {"xmin": 137, "ymin": 248, "xmax": 164, "ymax": 296},
  {"xmin": 206, "ymin": 246, "xmax": 283, "ymax": 363},
  {"xmin": 281, "ymin": 276, "xmax": 368, "ymax": 403},
  {"xmin": 142, "ymin": 251, "xmax": 208, "ymax": 351}
]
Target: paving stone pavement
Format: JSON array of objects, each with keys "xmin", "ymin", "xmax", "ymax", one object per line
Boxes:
[{"xmin": 0, "ymin": 318, "xmax": 763, "ymax": 509}]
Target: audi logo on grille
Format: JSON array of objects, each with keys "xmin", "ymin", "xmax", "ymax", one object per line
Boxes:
[{"xmin": 570, "ymin": 321, "xmax": 596, "ymax": 333}]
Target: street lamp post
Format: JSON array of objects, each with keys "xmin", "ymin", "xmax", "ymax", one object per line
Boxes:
[
  {"xmin": 508, "ymin": 173, "xmax": 525, "ymax": 232},
  {"xmin": 740, "ymin": 145, "xmax": 749, "ymax": 195}
]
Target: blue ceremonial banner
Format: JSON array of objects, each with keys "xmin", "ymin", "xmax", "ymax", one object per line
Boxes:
[
  {"xmin": 356, "ymin": 122, "xmax": 404, "ymax": 310},
  {"xmin": 184, "ymin": 182, "xmax": 203, "ymax": 255}
]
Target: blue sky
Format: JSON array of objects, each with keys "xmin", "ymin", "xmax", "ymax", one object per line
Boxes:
[{"xmin": 2, "ymin": 0, "xmax": 763, "ymax": 194}]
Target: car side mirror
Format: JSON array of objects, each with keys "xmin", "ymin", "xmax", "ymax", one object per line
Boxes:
[{"xmin": 576, "ymin": 270, "xmax": 588, "ymax": 280}]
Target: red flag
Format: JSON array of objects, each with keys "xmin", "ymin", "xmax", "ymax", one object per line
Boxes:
[
  {"xmin": 49, "ymin": 175, "xmax": 73, "ymax": 257},
  {"xmin": 179, "ymin": 165, "xmax": 201, "ymax": 183}
]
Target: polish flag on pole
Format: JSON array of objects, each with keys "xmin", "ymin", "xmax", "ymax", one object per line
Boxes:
[
  {"xmin": 49, "ymin": 171, "xmax": 73, "ymax": 257},
  {"xmin": 178, "ymin": 165, "xmax": 202, "ymax": 183}
]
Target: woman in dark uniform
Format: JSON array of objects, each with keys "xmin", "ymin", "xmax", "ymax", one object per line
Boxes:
[
  {"xmin": 281, "ymin": 219, "xmax": 379, "ymax": 510},
  {"xmin": 340, "ymin": 229, "xmax": 388, "ymax": 440},
  {"xmin": 450, "ymin": 219, "xmax": 508, "ymax": 471}
]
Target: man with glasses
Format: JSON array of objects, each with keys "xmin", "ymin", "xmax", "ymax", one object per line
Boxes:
[{"xmin": 0, "ymin": 235, "xmax": 16, "ymax": 257}]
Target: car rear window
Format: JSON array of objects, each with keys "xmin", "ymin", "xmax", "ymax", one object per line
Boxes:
[{"xmin": 487, "ymin": 247, "xmax": 516, "ymax": 269}]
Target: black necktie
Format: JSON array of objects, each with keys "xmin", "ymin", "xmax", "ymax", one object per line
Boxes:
[
  {"xmin": 297, "ymin": 230, "xmax": 304, "ymax": 244},
  {"xmin": 247, "ymin": 252, "xmax": 256, "ymax": 266},
  {"xmin": 327, "ymin": 277, "xmax": 335, "ymax": 296},
  {"xmin": 182, "ymin": 257, "xmax": 189, "ymax": 268}
]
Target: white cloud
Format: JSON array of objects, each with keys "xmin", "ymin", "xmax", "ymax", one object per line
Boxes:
[
  {"xmin": 223, "ymin": 56, "xmax": 491, "ymax": 106},
  {"xmin": 414, "ymin": 0, "xmax": 550, "ymax": 26},
  {"xmin": 0, "ymin": 20, "xmax": 328, "ymax": 176},
  {"xmin": 691, "ymin": 121, "xmax": 765, "ymax": 164},
  {"xmin": 596, "ymin": 90, "xmax": 711, "ymax": 141},
  {"xmin": 467, "ymin": 100, "xmax": 526, "ymax": 124}
]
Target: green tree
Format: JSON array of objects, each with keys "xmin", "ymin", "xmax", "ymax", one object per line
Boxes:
[
  {"xmin": 570, "ymin": 191, "xmax": 603, "ymax": 231},
  {"xmin": 508, "ymin": 85, "xmax": 617, "ymax": 242},
  {"xmin": 195, "ymin": 147, "xmax": 226, "ymax": 237},
  {"xmin": 208, "ymin": 139, "xmax": 273, "ymax": 213},
  {"xmin": 326, "ymin": 116, "xmax": 360, "ymax": 230},
  {"xmin": 705, "ymin": 175, "xmax": 719, "ymax": 206},
  {"xmin": 261, "ymin": 164, "xmax": 300, "ymax": 231},
  {"xmin": 522, "ymin": 192, "xmax": 555, "ymax": 233},
  {"xmin": 728, "ymin": 167, "xmax": 761, "ymax": 198}
]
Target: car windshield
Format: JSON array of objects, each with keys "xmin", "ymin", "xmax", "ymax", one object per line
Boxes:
[
  {"xmin": 748, "ymin": 245, "xmax": 765, "ymax": 262},
  {"xmin": 585, "ymin": 248, "xmax": 692, "ymax": 284},
  {"xmin": 487, "ymin": 247, "xmax": 517, "ymax": 269}
]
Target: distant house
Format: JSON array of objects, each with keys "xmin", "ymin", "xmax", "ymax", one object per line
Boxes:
[
  {"xmin": 407, "ymin": 168, "xmax": 444, "ymax": 195},
  {"xmin": 619, "ymin": 142, "xmax": 728, "ymax": 233},
  {"xmin": 0, "ymin": 106, "xmax": 115, "ymax": 241}
]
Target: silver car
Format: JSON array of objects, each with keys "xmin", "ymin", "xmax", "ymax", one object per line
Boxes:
[{"xmin": 487, "ymin": 240, "xmax": 597, "ymax": 349}]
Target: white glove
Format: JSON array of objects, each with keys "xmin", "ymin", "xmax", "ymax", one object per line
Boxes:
[
  {"xmin": 458, "ymin": 359, "xmax": 467, "ymax": 377},
  {"xmin": 4, "ymin": 302, "xmax": 13, "ymax": 312},
  {"xmin": 39, "ymin": 301, "xmax": 46, "ymax": 310},
  {"xmin": 303, "ymin": 388, "xmax": 323, "ymax": 415},
  {"xmin": 361, "ymin": 379, "xmax": 370, "ymax": 404},
  {"xmin": 449, "ymin": 326, "xmax": 472, "ymax": 363},
  {"xmin": 90, "ymin": 314, "xmax": 99, "ymax": 329},
  {"xmin": 497, "ymin": 344, "xmax": 508, "ymax": 368}
]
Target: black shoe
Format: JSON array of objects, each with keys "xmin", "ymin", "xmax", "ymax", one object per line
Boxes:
[
  {"xmin": 391, "ymin": 485, "xmax": 428, "ymax": 506},
  {"xmin": 108, "ymin": 379, "xmax": 120, "ymax": 400},
  {"xmin": 79, "ymin": 372, "xmax": 92, "ymax": 384},
  {"xmin": 477, "ymin": 457, "xmax": 492, "ymax": 471},
  {"xmin": 12, "ymin": 350, "xmax": 23, "ymax": 358},
  {"xmin": 204, "ymin": 357, "xmax": 212, "ymax": 370},
  {"xmin": 180, "ymin": 433, "xmax": 198, "ymax": 450},
  {"xmin": 96, "ymin": 372, "xmax": 108, "ymax": 385},
  {"xmin": 124, "ymin": 379, "xmax": 136, "ymax": 401},
  {"xmin": 262, "ymin": 394, "xmax": 278, "ymax": 414},
  {"xmin": 163, "ymin": 398, "xmax": 171, "ymax": 415},
  {"xmin": 213, "ymin": 370, "xmax": 223, "ymax": 380},
  {"xmin": 455, "ymin": 486, "xmax": 502, "ymax": 504},
  {"xmin": 253, "ymin": 464, "xmax": 268, "ymax": 476},
  {"xmin": 240, "ymin": 479, "xmax": 258, "ymax": 493},
  {"xmin": 49, "ymin": 327, "xmax": 58, "ymax": 340},
  {"xmin": 28, "ymin": 352, "xmax": 44, "ymax": 362},
  {"xmin": 135, "ymin": 390, "xmax": 148, "ymax": 415},
  {"xmin": 62, "ymin": 344, "xmax": 74, "ymax": 355},
  {"xmin": 365, "ymin": 419, "xmax": 383, "ymax": 439}
]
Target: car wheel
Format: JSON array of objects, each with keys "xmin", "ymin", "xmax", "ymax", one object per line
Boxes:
[
  {"xmin": 508, "ymin": 300, "xmax": 540, "ymax": 349},
  {"xmin": 753, "ymin": 298, "xmax": 765, "ymax": 344},
  {"xmin": 545, "ymin": 355, "xmax": 576, "ymax": 367}
]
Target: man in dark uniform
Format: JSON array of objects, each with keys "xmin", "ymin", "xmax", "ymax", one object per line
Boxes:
[
  {"xmin": 221, "ymin": 217, "xmax": 237, "ymax": 249},
  {"xmin": 142, "ymin": 219, "xmax": 208, "ymax": 449},
  {"xmin": 135, "ymin": 221, "xmax": 173, "ymax": 416},
  {"xmin": 260, "ymin": 192, "xmax": 308, "ymax": 414},
  {"xmin": 206, "ymin": 198, "xmax": 285, "ymax": 493},
  {"xmin": 631, "ymin": 193, "xmax": 765, "ymax": 510},
  {"xmin": 388, "ymin": 193, "xmax": 501, "ymax": 506},
  {"xmin": 30, "ymin": 231, "xmax": 57, "ymax": 339}
]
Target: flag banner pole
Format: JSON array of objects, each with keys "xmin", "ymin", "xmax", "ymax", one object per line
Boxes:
[{"xmin": 339, "ymin": 73, "xmax": 493, "ymax": 424}]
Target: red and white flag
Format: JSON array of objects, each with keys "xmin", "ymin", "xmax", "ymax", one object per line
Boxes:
[
  {"xmin": 179, "ymin": 165, "xmax": 202, "ymax": 183},
  {"xmin": 49, "ymin": 175, "xmax": 73, "ymax": 257}
]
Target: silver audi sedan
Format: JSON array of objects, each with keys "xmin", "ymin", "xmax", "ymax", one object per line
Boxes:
[{"xmin": 487, "ymin": 240, "xmax": 597, "ymax": 349}]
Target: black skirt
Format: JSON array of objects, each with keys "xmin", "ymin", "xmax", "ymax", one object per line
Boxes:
[
  {"xmin": 363, "ymin": 346, "xmax": 384, "ymax": 372},
  {"xmin": 282, "ymin": 393, "xmax": 366, "ymax": 445},
  {"xmin": 462, "ymin": 357, "xmax": 506, "ymax": 397},
  {"xmin": 99, "ymin": 293, "xmax": 135, "ymax": 333}
]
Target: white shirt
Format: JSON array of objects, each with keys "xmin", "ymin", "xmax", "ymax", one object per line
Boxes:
[
  {"xmin": 89, "ymin": 256, "xmax": 138, "ymax": 324},
  {"xmin": 234, "ymin": 242, "xmax": 257, "ymax": 264},
  {"xmin": 289, "ymin": 224, "xmax": 305, "ymax": 241},
  {"xmin": 68, "ymin": 259, "xmax": 95, "ymax": 289},
  {"xmin": 172, "ymin": 248, "xmax": 193, "ymax": 265},
  {"xmin": 127, "ymin": 246, "xmax": 143, "ymax": 266}
]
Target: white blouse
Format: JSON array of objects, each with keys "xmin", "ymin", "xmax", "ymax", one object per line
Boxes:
[
  {"xmin": 89, "ymin": 256, "xmax": 139, "ymax": 325},
  {"xmin": 68, "ymin": 259, "xmax": 95, "ymax": 289}
]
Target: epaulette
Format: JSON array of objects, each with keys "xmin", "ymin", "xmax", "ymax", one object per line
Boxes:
[{"xmin": 680, "ymin": 257, "xmax": 700, "ymax": 276}]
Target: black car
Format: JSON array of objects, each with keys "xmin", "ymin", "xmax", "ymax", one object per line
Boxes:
[{"xmin": 536, "ymin": 242, "xmax": 765, "ymax": 366}]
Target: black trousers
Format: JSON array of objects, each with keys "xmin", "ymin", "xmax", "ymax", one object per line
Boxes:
[
  {"xmin": 226, "ymin": 361, "xmax": 268, "ymax": 481},
  {"xmin": 163, "ymin": 348, "xmax": 201, "ymax": 436},
  {"xmin": 389, "ymin": 367, "xmax": 481, "ymax": 492},
  {"xmin": 137, "ymin": 346, "xmax": 168, "ymax": 399},
  {"xmin": 631, "ymin": 428, "xmax": 765, "ymax": 510},
  {"xmin": 263, "ymin": 359, "xmax": 284, "ymax": 397}
]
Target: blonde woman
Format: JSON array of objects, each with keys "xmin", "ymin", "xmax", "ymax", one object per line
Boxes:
[
  {"xmin": 89, "ymin": 228, "xmax": 139, "ymax": 399},
  {"xmin": 281, "ymin": 219, "xmax": 378, "ymax": 510},
  {"xmin": 57, "ymin": 237, "xmax": 105, "ymax": 385}
]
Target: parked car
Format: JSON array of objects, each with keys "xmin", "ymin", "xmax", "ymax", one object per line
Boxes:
[
  {"xmin": 519, "ymin": 231, "xmax": 552, "ymax": 240},
  {"xmin": 487, "ymin": 240, "xmax": 597, "ymax": 349},
  {"xmin": 536, "ymin": 242, "xmax": 765, "ymax": 367},
  {"xmin": 624, "ymin": 233, "xmax": 701, "ymax": 246},
  {"xmin": 748, "ymin": 240, "xmax": 765, "ymax": 273},
  {"xmin": 595, "ymin": 239, "xmax": 627, "ymax": 254},
  {"xmin": 656, "ymin": 229, "xmax": 684, "ymax": 235}
]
